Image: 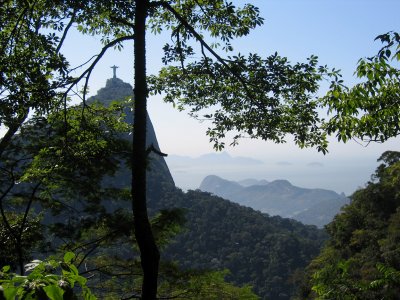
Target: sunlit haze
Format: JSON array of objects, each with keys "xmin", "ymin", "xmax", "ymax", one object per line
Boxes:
[{"xmin": 59, "ymin": 0, "xmax": 400, "ymax": 195}]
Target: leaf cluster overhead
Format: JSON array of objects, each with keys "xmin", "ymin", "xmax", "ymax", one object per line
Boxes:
[{"xmin": 323, "ymin": 31, "xmax": 400, "ymax": 143}]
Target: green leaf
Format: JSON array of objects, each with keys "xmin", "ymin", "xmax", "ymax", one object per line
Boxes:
[
  {"xmin": 3, "ymin": 286, "xmax": 18, "ymax": 300},
  {"xmin": 1, "ymin": 266, "xmax": 10, "ymax": 272},
  {"xmin": 69, "ymin": 265, "xmax": 79, "ymax": 276},
  {"xmin": 332, "ymin": 89, "xmax": 340, "ymax": 99},
  {"xmin": 43, "ymin": 285, "xmax": 65, "ymax": 300},
  {"xmin": 63, "ymin": 252, "xmax": 75, "ymax": 264},
  {"xmin": 73, "ymin": 274, "xmax": 87, "ymax": 286}
]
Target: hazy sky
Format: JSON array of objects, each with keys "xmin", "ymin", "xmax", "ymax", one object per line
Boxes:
[{"xmin": 61, "ymin": 0, "xmax": 400, "ymax": 194}]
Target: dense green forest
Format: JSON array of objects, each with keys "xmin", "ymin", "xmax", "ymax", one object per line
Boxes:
[
  {"xmin": 297, "ymin": 151, "xmax": 400, "ymax": 299},
  {"xmin": 1, "ymin": 0, "xmax": 400, "ymax": 299},
  {"xmin": 157, "ymin": 189, "xmax": 327, "ymax": 299}
]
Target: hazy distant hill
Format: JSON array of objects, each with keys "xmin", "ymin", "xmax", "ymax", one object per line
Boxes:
[
  {"xmin": 199, "ymin": 175, "xmax": 349, "ymax": 227},
  {"xmin": 237, "ymin": 178, "xmax": 269, "ymax": 187}
]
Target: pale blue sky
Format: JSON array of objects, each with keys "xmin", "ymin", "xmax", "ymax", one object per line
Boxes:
[{"xmin": 62, "ymin": 1, "xmax": 400, "ymax": 194}]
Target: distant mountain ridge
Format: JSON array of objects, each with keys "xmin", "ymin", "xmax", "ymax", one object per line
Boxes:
[{"xmin": 199, "ymin": 175, "xmax": 349, "ymax": 227}]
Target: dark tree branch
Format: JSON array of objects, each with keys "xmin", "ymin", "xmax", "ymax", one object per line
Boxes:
[
  {"xmin": 160, "ymin": 2, "xmax": 254, "ymax": 98},
  {"xmin": 0, "ymin": 181, "xmax": 16, "ymax": 239},
  {"xmin": 132, "ymin": 1, "xmax": 160, "ymax": 299},
  {"xmin": 17, "ymin": 180, "xmax": 42, "ymax": 275},
  {"xmin": 61, "ymin": 34, "xmax": 134, "ymax": 146},
  {"xmin": 1, "ymin": 4, "xmax": 30, "ymax": 50},
  {"xmin": 56, "ymin": 10, "xmax": 76, "ymax": 54},
  {"xmin": 19, "ymin": 181, "xmax": 42, "ymax": 238},
  {"xmin": 71, "ymin": 229, "xmax": 119, "ymax": 252},
  {"xmin": 121, "ymin": 292, "xmax": 192, "ymax": 300},
  {"xmin": 110, "ymin": 15, "xmax": 135, "ymax": 28},
  {"xmin": 0, "ymin": 111, "xmax": 29, "ymax": 160},
  {"xmin": 146, "ymin": 144, "xmax": 168, "ymax": 157},
  {"xmin": 80, "ymin": 265, "xmax": 141, "ymax": 276},
  {"xmin": 172, "ymin": 24, "xmax": 186, "ymax": 71},
  {"xmin": 121, "ymin": 294, "xmax": 141, "ymax": 300},
  {"xmin": 77, "ymin": 243, "xmax": 99, "ymax": 269},
  {"xmin": 69, "ymin": 55, "xmax": 99, "ymax": 73},
  {"xmin": 64, "ymin": 35, "xmax": 135, "ymax": 101},
  {"xmin": 193, "ymin": 0, "xmax": 208, "ymax": 16}
]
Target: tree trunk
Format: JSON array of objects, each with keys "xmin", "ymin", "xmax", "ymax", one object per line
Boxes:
[{"xmin": 132, "ymin": 1, "xmax": 160, "ymax": 299}]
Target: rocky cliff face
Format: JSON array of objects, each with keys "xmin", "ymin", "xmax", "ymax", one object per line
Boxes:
[
  {"xmin": 88, "ymin": 77, "xmax": 133, "ymax": 105},
  {"xmin": 87, "ymin": 77, "xmax": 175, "ymax": 190}
]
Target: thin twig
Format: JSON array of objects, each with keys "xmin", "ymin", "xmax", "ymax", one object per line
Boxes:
[
  {"xmin": 64, "ymin": 35, "xmax": 135, "ymax": 102},
  {"xmin": 0, "ymin": 182, "xmax": 16, "ymax": 239},
  {"xmin": 56, "ymin": 10, "xmax": 76, "ymax": 54}
]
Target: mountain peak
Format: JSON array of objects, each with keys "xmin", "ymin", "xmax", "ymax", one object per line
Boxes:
[
  {"xmin": 238, "ymin": 178, "xmax": 269, "ymax": 187},
  {"xmin": 105, "ymin": 77, "xmax": 127, "ymax": 88},
  {"xmin": 86, "ymin": 76, "xmax": 175, "ymax": 187},
  {"xmin": 199, "ymin": 175, "xmax": 243, "ymax": 198},
  {"xmin": 87, "ymin": 77, "xmax": 132, "ymax": 106},
  {"xmin": 269, "ymin": 179, "xmax": 292, "ymax": 187}
]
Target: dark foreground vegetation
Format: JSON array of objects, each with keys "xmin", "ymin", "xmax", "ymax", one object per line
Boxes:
[{"xmin": 298, "ymin": 151, "xmax": 400, "ymax": 299}]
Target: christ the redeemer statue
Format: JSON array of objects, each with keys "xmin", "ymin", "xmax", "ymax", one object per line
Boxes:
[{"xmin": 111, "ymin": 65, "xmax": 119, "ymax": 78}]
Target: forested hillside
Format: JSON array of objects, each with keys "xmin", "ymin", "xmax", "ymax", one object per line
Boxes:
[
  {"xmin": 298, "ymin": 151, "xmax": 400, "ymax": 299},
  {"xmin": 149, "ymin": 187, "xmax": 327, "ymax": 299}
]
